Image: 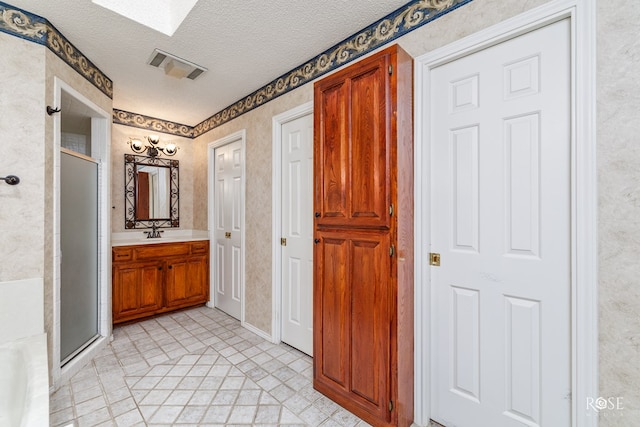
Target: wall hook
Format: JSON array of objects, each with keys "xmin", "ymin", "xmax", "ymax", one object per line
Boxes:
[
  {"xmin": 0, "ymin": 175, "xmax": 20, "ymax": 185},
  {"xmin": 46, "ymin": 106, "xmax": 61, "ymax": 115}
]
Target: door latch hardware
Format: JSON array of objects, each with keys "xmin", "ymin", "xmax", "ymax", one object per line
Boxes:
[
  {"xmin": 390, "ymin": 246, "xmax": 395, "ymax": 257},
  {"xmin": 281, "ymin": 238, "xmax": 287, "ymax": 246},
  {"xmin": 429, "ymin": 252, "xmax": 441, "ymax": 266},
  {"xmin": 389, "ymin": 400, "xmax": 394, "ymax": 411},
  {"xmin": 389, "ymin": 204, "xmax": 394, "ymax": 216},
  {"xmin": 225, "ymin": 232, "xmax": 231, "ymax": 239}
]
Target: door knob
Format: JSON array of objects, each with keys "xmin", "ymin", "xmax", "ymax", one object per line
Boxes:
[
  {"xmin": 225, "ymin": 232, "xmax": 231, "ymax": 239},
  {"xmin": 315, "ymin": 212, "xmax": 320, "ymax": 218},
  {"xmin": 314, "ymin": 239, "xmax": 320, "ymax": 244}
]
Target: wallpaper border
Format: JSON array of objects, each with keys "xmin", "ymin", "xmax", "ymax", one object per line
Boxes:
[
  {"xmin": 113, "ymin": 109, "xmax": 194, "ymax": 138},
  {"xmin": 0, "ymin": 1, "xmax": 113, "ymax": 99}
]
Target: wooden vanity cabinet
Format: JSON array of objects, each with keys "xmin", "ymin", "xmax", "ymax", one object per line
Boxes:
[
  {"xmin": 313, "ymin": 44, "xmax": 414, "ymax": 427},
  {"xmin": 112, "ymin": 240, "xmax": 209, "ymax": 324}
]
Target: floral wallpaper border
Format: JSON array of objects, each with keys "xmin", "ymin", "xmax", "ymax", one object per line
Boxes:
[
  {"xmin": 0, "ymin": 1, "xmax": 113, "ymax": 99},
  {"xmin": 113, "ymin": 109, "xmax": 194, "ymax": 138}
]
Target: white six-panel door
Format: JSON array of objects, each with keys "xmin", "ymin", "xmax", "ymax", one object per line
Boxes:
[
  {"xmin": 430, "ymin": 19, "xmax": 571, "ymax": 426},
  {"xmin": 214, "ymin": 140, "xmax": 243, "ymax": 319},
  {"xmin": 280, "ymin": 113, "xmax": 314, "ymax": 355}
]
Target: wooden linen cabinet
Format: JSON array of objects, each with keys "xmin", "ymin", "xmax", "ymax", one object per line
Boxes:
[{"xmin": 313, "ymin": 44, "xmax": 414, "ymax": 427}]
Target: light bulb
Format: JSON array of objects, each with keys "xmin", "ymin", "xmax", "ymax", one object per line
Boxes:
[{"xmin": 130, "ymin": 138, "xmax": 144, "ymax": 152}]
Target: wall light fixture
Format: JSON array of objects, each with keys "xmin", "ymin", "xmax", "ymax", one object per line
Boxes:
[{"xmin": 128, "ymin": 135, "xmax": 178, "ymax": 157}]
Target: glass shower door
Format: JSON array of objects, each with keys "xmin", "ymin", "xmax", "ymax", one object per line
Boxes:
[{"xmin": 60, "ymin": 150, "xmax": 99, "ymax": 364}]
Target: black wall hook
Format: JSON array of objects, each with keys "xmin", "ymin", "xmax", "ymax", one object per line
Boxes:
[
  {"xmin": 46, "ymin": 106, "xmax": 61, "ymax": 115},
  {"xmin": 0, "ymin": 175, "xmax": 20, "ymax": 185}
]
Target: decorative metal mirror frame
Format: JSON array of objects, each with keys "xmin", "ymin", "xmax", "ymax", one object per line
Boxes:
[{"xmin": 124, "ymin": 154, "xmax": 179, "ymax": 229}]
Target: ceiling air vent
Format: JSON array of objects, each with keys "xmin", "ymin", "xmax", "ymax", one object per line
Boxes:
[{"xmin": 147, "ymin": 48, "xmax": 207, "ymax": 80}]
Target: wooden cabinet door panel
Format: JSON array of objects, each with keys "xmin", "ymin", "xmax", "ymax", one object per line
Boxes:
[
  {"xmin": 314, "ymin": 230, "xmax": 391, "ymax": 423},
  {"xmin": 314, "ymin": 53, "xmax": 391, "ymax": 229},
  {"xmin": 113, "ymin": 261, "xmax": 163, "ymax": 321},
  {"xmin": 315, "ymin": 234, "xmax": 349, "ymax": 386},
  {"xmin": 115, "ymin": 267, "xmax": 139, "ymax": 316},
  {"xmin": 165, "ymin": 259, "xmax": 188, "ymax": 306},
  {"xmin": 187, "ymin": 255, "xmax": 209, "ymax": 301},
  {"xmin": 349, "ymin": 234, "xmax": 390, "ymax": 416},
  {"xmin": 316, "ymin": 81, "xmax": 349, "ymax": 222},
  {"xmin": 166, "ymin": 255, "xmax": 208, "ymax": 307},
  {"xmin": 350, "ymin": 60, "xmax": 390, "ymax": 227}
]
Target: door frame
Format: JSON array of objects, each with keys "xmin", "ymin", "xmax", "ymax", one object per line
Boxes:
[
  {"xmin": 413, "ymin": 1, "xmax": 597, "ymax": 426},
  {"xmin": 52, "ymin": 77, "xmax": 111, "ymax": 388},
  {"xmin": 207, "ymin": 130, "xmax": 247, "ymax": 324},
  {"xmin": 271, "ymin": 101, "xmax": 314, "ymax": 344}
]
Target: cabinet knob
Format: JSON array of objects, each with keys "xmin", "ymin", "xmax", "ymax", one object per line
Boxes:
[
  {"xmin": 314, "ymin": 238, "xmax": 320, "ymax": 244},
  {"xmin": 158, "ymin": 267, "xmax": 162, "ymax": 271},
  {"xmin": 315, "ymin": 212, "xmax": 320, "ymax": 218},
  {"xmin": 168, "ymin": 265, "xmax": 173, "ymax": 269}
]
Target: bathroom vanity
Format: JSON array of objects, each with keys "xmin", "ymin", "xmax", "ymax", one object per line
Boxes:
[
  {"xmin": 112, "ymin": 150, "xmax": 209, "ymax": 324},
  {"xmin": 111, "ymin": 240, "xmax": 209, "ymax": 324}
]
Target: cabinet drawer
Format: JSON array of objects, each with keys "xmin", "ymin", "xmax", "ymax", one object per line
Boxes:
[
  {"xmin": 134, "ymin": 243, "xmax": 190, "ymax": 260},
  {"xmin": 112, "ymin": 248, "xmax": 133, "ymax": 262},
  {"xmin": 191, "ymin": 241, "xmax": 209, "ymax": 254}
]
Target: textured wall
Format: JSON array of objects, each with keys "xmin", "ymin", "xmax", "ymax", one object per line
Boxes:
[
  {"xmin": 0, "ymin": 34, "xmax": 46, "ymax": 281},
  {"xmin": 0, "ymin": 33, "xmax": 113, "ymax": 375},
  {"xmin": 193, "ymin": 85, "xmax": 312, "ymax": 333},
  {"xmin": 597, "ymin": 1, "xmax": 640, "ymax": 425},
  {"xmin": 111, "ymin": 124, "xmax": 194, "ymax": 234}
]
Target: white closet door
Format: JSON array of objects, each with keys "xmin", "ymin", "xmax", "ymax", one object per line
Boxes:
[
  {"xmin": 281, "ymin": 113, "xmax": 314, "ymax": 355},
  {"xmin": 213, "ymin": 140, "xmax": 243, "ymax": 319},
  {"xmin": 430, "ymin": 19, "xmax": 571, "ymax": 427}
]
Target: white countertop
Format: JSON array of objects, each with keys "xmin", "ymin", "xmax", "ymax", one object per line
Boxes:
[{"xmin": 111, "ymin": 229, "xmax": 209, "ymax": 246}]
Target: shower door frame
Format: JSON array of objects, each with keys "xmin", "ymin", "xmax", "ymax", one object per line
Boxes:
[{"xmin": 51, "ymin": 78, "xmax": 112, "ymax": 387}]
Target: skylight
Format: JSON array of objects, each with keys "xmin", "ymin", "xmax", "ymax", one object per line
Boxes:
[{"xmin": 92, "ymin": 0, "xmax": 199, "ymax": 36}]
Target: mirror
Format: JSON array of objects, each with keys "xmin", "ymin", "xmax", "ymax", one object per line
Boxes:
[{"xmin": 124, "ymin": 154, "xmax": 179, "ymax": 229}]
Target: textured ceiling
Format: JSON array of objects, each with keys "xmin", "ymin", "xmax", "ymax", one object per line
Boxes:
[{"xmin": 9, "ymin": 0, "xmax": 409, "ymax": 125}]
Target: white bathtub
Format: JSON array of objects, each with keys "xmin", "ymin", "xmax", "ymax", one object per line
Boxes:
[{"xmin": 0, "ymin": 334, "xmax": 49, "ymax": 427}]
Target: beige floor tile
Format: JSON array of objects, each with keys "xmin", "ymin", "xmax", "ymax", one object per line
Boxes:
[{"xmin": 49, "ymin": 306, "xmax": 366, "ymax": 426}]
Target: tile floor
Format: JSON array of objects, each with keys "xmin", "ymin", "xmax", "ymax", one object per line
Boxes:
[{"xmin": 49, "ymin": 306, "xmax": 371, "ymax": 426}]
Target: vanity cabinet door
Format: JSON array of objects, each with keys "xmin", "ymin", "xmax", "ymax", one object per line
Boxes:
[
  {"xmin": 165, "ymin": 254, "xmax": 209, "ymax": 308},
  {"xmin": 112, "ymin": 260, "xmax": 163, "ymax": 322}
]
